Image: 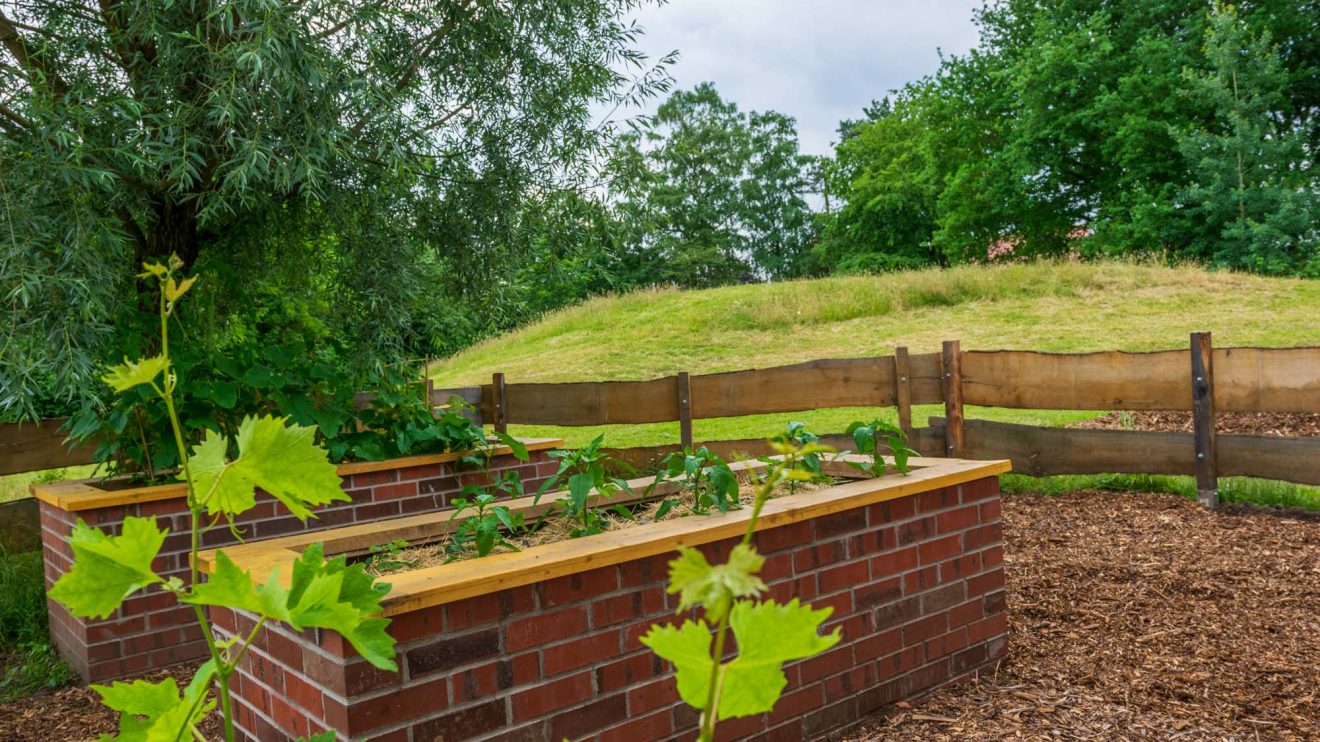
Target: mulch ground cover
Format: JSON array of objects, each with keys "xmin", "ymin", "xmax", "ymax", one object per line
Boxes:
[
  {"xmin": 1074, "ymin": 410, "xmax": 1320, "ymax": 437},
  {"xmin": 2, "ymin": 491, "xmax": 1316, "ymax": 741},
  {"xmin": 844, "ymin": 490, "xmax": 1320, "ymax": 741}
]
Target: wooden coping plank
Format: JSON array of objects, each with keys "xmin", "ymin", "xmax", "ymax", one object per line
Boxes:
[
  {"xmin": 33, "ymin": 438, "xmax": 563, "ymax": 512},
  {"xmin": 200, "ymin": 457, "xmax": 1008, "ymax": 617}
]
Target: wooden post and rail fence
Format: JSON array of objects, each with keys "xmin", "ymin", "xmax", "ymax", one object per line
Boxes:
[{"xmin": 4, "ymin": 333, "xmax": 1320, "ymax": 509}]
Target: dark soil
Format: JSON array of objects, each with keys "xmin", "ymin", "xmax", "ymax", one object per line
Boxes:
[
  {"xmin": 1074, "ymin": 410, "xmax": 1320, "ymax": 437},
  {"xmin": 843, "ymin": 490, "xmax": 1320, "ymax": 741}
]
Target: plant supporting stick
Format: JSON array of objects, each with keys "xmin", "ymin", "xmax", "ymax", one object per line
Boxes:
[
  {"xmin": 641, "ymin": 440, "xmax": 842, "ymax": 742},
  {"xmin": 48, "ymin": 258, "xmax": 397, "ymax": 742}
]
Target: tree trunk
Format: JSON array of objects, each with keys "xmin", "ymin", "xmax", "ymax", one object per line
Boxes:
[{"xmin": 139, "ymin": 198, "xmax": 202, "ymax": 270}]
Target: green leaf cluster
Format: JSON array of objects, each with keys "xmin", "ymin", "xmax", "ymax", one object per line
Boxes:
[{"xmin": 650, "ymin": 446, "xmax": 741, "ymax": 517}]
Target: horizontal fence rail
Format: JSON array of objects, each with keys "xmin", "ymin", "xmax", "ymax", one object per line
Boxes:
[{"xmin": 4, "ymin": 335, "xmax": 1318, "ymax": 503}]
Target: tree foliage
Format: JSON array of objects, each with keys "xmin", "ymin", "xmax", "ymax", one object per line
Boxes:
[
  {"xmin": 821, "ymin": 0, "xmax": 1320, "ymax": 274},
  {"xmin": 0, "ymin": 0, "xmax": 671, "ymax": 418}
]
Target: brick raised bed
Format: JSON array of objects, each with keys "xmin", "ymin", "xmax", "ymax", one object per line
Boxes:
[
  {"xmin": 33, "ymin": 438, "xmax": 561, "ymax": 682},
  {"xmin": 204, "ymin": 456, "xmax": 1010, "ymax": 741}
]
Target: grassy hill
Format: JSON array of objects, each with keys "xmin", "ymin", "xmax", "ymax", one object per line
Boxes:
[{"xmin": 430, "ymin": 261, "xmax": 1320, "ymax": 449}]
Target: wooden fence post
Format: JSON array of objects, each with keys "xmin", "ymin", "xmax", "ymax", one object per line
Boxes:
[
  {"xmin": 942, "ymin": 340, "xmax": 965, "ymax": 458},
  {"xmin": 894, "ymin": 347, "xmax": 913, "ymax": 438},
  {"xmin": 677, "ymin": 371, "xmax": 694, "ymax": 451},
  {"xmin": 1190, "ymin": 332, "xmax": 1218, "ymax": 507},
  {"xmin": 492, "ymin": 372, "xmax": 508, "ymax": 434}
]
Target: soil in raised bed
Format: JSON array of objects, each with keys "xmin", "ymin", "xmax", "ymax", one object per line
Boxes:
[
  {"xmin": 843, "ymin": 489, "xmax": 1320, "ymax": 741},
  {"xmin": 364, "ymin": 473, "xmax": 837, "ymax": 574}
]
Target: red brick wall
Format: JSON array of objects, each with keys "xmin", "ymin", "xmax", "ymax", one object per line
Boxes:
[
  {"xmin": 215, "ymin": 476, "xmax": 1007, "ymax": 741},
  {"xmin": 40, "ymin": 450, "xmax": 555, "ymax": 682}
]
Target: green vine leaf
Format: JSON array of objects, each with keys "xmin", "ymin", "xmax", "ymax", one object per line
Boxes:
[
  {"xmin": 190, "ymin": 415, "xmax": 347, "ymax": 519},
  {"xmin": 183, "ymin": 546, "xmax": 397, "ymax": 671},
  {"xmin": 102, "ymin": 355, "xmax": 169, "ymax": 393},
  {"xmin": 667, "ymin": 544, "xmax": 766, "ymax": 622},
  {"xmin": 641, "ymin": 598, "xmax": 841, "ymax": 722},
  {"xmin": 49, "ymin": 517, "xmax": 167, "ymax": 619},
  {"xmin": 91, "ymin": 668, "xmax": 215, "ymax": 742}
]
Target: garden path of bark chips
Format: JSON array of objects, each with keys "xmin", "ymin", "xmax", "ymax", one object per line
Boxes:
[{"xmin": 1, "ymin": 490, "xmax": 1316, "ymax": 741}]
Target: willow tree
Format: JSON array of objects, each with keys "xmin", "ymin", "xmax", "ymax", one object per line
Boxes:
[{"xmin": 0, "ymin": 0, "xmax": 670, "ymax": 418}]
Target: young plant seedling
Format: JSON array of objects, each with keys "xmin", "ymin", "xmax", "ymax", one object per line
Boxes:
[
  {"xmin": 47, "ymin": 259, "xmax": 395, "ymax": 742},
  {"xmin": 539, "ymin": 434, "xmax": 634, "ymax": 537},
  {"xmin": 843, "ymin": 418, "xmax": 918, "ymax": 477},
  {"xmin": 766, "ymin": 421, "xmax": 827, "ymax": 493},
  {"xmin": 648, "ymin": 446, "xmax": 740, "ymax": 518},
  {"xmin": 444, "ymin": 492, "xmax": 525, "ymax": 561},
  {"xmin": 366, "ymin": 539, "xmax": 418, "ymax": 574},
  {"xmin": 641, "ymin": 440, "xmax": 842, "ymax": 741}
]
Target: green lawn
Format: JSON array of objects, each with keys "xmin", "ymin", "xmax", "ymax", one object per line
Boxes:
[{"xmin": 431, "ymin": 260, "xmax": 1320, "ymax": 508}]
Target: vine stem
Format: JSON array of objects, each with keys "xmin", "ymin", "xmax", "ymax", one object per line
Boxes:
[{"xmin": 696, "ymin": 454, "xmax": 796, "ymax": 741}]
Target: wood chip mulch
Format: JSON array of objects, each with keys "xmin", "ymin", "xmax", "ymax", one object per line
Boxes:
[
  {"xmin": 1073, "ymin": 410, "xmax": 1320, "ymax": 437},
  {"xmin": 843, "ymin": 490, "xmax": 1320, "ymax": 741},
  {"xmin": 3, "ymin": 492, "xmax": 1317, "ymax": 741}
]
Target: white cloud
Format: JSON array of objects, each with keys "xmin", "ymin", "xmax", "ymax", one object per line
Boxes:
[{"xmin": 619, "ymin": 0, "xmax": 983, "ymax": 155}]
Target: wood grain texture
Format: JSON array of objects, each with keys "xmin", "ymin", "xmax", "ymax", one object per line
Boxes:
[
  {"xmin": 0, "ymin": 418, "xmax": 96, "ymax": 476},
  {"xmin": 926, "ymin": 417, "xmax": 1320, "ymax": 486},
  {"xmin": 1190, "ymin": 333, "xmax": 1218, "ymax": 505},
  {"xmin": 677, "ymin": 371, "xmax": 694, "ymax": 450},
  {"xmin": 943, "ymin": 341, "xmax": 965, "ymax": 458},
  {"xmin": 201, "ymin": 457, "xmax": 1009, "ymax": 616},
  {"xmin": 894, "ymin": 346, "xmax": 913, "ymax": 437}
]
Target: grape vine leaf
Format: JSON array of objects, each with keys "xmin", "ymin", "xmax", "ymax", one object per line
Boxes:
[
  {"xmin": 641, "ymin": 599, "xmax": 841, "ymax": 720},
  {"xmin": 91, "ymin": 666, "xmax": 215, "ymax": 742},
  {"xmin": 190, "ymin": 415, "xmax": 346, "ymax": 519},
  {"xmin": 49, "ymin": 517, "xmax": 167, "ymax": 619},
  {"xmin": 183, "ymin": 546, "xmax": 397, "ymax": 671},
  {"xmin": 667, "ymin": 544, "xmax": 766, "ymax": 621},
  {"xmin": 102, "ymin": 355, "xmax": 169, "ymax": 393}
]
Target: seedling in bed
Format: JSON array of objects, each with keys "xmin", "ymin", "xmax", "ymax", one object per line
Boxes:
[
  {"xmin": 843, "ymin": 418, "xmax": 918, "ymax": 477},
  {"xmin": 367, "ymin": 539, "xmax": 419, "ymax": 573},
  {"xmin": 648, "ymin": 446, "xmax": 740, "ymax": 518},
  {"xmin": 445, "ymin": 493, "xmax": 524, "ymax": 561},
  {"xmin": 766, "ymin": 421, "xmax": 827, "ymax": 493},
  {"xmin": 540, "ymin": 434, "xmax": 634, "ymax": 537}
]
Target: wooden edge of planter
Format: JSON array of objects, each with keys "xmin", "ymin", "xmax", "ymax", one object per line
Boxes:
[
  {"xmin": 30, "ymin": 437, "xmax": 564, "ymax": 512},
  {"xmin": 200, "ymin": 456, "xmax": 1010, "ymax": 617}
]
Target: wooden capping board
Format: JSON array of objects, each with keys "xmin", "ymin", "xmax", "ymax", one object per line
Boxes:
[
  {"xmin": 0, "ymin": 418, "xmax": 98, "ymax": 476},
  {"xmin": 962, "ymin": 347, "xmax": 1320, "ymax": 412},
  {"xmin": 32, "ymin": 437, "xmax": 563, "ymax": 512},
  {"xmin": 200, "ymin": 457, "xmax": 1009, "ymax": 617},
  {"xmin": 933, "ymin": 417, "xmax": 1320, "ymax": 486}
]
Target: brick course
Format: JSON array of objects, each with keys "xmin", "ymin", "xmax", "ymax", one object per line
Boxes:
[
  {"xmin": 39, "ymin": 449, "xmax": 555, "ymax": 682},
  {"xmin": 216, "ymin": 476, "xmax": 1007, "ymax": 741}
]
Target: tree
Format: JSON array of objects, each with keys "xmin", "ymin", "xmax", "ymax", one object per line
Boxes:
[
  {"xmin": 1178, "ymin": 4, "xmax": 1318, "ymax": 274},
  {"xmin": 608, "ymin": 83, "xmax": 817, "ymax": 287},
  {"xmin": 0, "ymin": 0, "xmax": 671, "ymax": 418}
]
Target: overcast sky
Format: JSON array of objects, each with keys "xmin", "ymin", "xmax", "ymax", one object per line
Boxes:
[{"xmin": 619, "ymin": 0, "xmax": 984, "ymax": 155}]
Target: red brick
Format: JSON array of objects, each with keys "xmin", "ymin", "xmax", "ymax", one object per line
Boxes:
[
  {"xmin": 799, "ymin": 644, "xmax": 853, "ymax": 684},
  {"xmin": 967, "ymin": 613, "xmax": 1008, "ymax": 643},
  {"xmin": 270, "ymin": 693, "xmax": 309, "ymax": 738},
  {"xmin": 394, "ymin": 463, "xmax": 445, "ymax": 481},
  {"xmin": 904, "ymin": 613, "xmax": 947, "ymax": 644},
  {"xmin": 854, "ymin": 576, "xmax": 902, "ymax": 610},
  {"xmin": 817, "ymin": 559, "xmax": 869, "ymax": 595},
  {"xmin": 793, "ymin": 539, "xmax": 846, "ymax": 572},
  {"xmin": 754, "ymin": 520, "xmax": 813, "ymax": 553},
  {"xmin": 922, "ymin": 582, "xmax": 966, "ymax": 613},
  {"xmin": 895, "ymin": 516, "xmax": 934, "ymax": 545},
  {"xmin": 853, "ymin": 626, "xmax": 903, "ymax": 662},
  {"xmin": 869, "ymin": 546, "xmax": 917, "ymax": 577},
  {"xmin": 596, "ymin": 652, "xmax": 659, "ymax": 692},
  {"xmin": 917, "ymin": 486, "xmax": 958, "ymax": 513},
  {"xmin": 407, "ymin": 628, "xmax": 500, "ymax": 676},
  {"xmin": 283, "ymin": 672, "xmax": 324, "ymax": 717},
  {"xmin": 959, "ymin": 477, "xmax": 999, "ymax": 503},
  {"xmin": 936, "ymin": 505, "xmax": 981, "ymax": 533},
  {"xmin": 979, "ymin": 499, "xmax": 1002, "ymax": 521},
  {"xmin": 901, "ymin": 659, "xmax": 951, "ymax": 696},
  {"xmin": 445, "ymin": 594, "xmax": 502, "ymax": 631},
  {"xmin": 539, "ymin": 567, "xmax": 618, "ymax": 607},
  {"xmin": 902, "ymin": 565, "xmax": 938, "ymax": 594},
  {"xmin": 963, "ymin": 522, "xmax": 1003, "ymax": 549},
  {"xmin": 542, "ymin": 631, "xmax": 621, "ymax": 676},
  {"xmin": 411, "ymin": 698, "xmax": 506, "ymax": 740},
  {"xmin": 510, "ymin": 671, "xmax": 593, "ymax": 720},
  {"xmin": 980, "ymin": 544, "xmax": 1005, "ymax": 569},
  {"xmin": 949, "ymin": 599, "xmax": 984, "ymax": 628},
  {"xmin": 591, "ymin": 587, "xmax": 665, "ymax": 628},
  {"xmin": 370, "ymin": 481, "xmax": 417, "ymax": 501},
  {"xmin": 617, "ymin": 554, "xmax": 670, "ymax": 588},
  {"xmin": 599, "ymin": 709, "xmax": 673, "ymax": 742},
  {"xmin": 867, "ymin": 496, "xmax": 916, "ymax": 524},
  {"xmin": 352, "ymin": 469, "xmax": 398, "ymax": 488},
  {"xmin": 628, "ymin": 676, "xmax": 680, "ymax": 714},
  {"xmin": 345, "ymin": 678, "xmax": 446, "ymax": 734},
  {"xmin": 550, "ymin": 693, "xmax": 628, "ymax": 740},
  {"xmin": 925, "ymin": 628, "xmax": 969, "ymax": 660},
  {"xmin": 505, "ymin": 605, "xmax": 589, "ymax": 652},
  {"xmin": 451, "ymin": 662, "xmax": 502, "ymax": 702},
  {"xmin": 814, "ymin": 511, "xmax": 864, "ymax": 539},
  {"xmin": 967, "ymin": 568, "xmax": 1005, "ymax": 598},
  {"xmin": 939, "ymin": 553, "xmax": 981, "ymax": 582},
  {"xmin": 918, "ymin": 534, "xmax": 962, "ymax": 565}
]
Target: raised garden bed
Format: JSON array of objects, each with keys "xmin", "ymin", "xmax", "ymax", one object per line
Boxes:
[
  {"xmin": 201, "ymin": 454, "xmax": 1010, "ymax": 741},
  {"xmin": 32, "ymin": 437, "xmax": 560, "ymax": 682}
]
